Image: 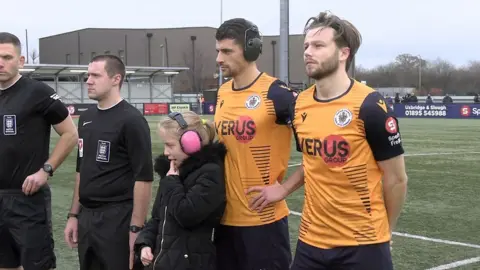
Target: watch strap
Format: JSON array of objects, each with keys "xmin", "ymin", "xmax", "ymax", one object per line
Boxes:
[
  {"xmin": 67, "ymin": 213, "xmax": 79, "ymax": 219},
  {"xmin": 130, "ymin": 225, "xmax": 143, "ymax": 233}
]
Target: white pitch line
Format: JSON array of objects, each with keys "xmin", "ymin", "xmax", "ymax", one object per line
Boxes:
[
  {"xmin": 405, "ymin": 151, "xmax": 480, "ymax": 157},
  {"xmin": 289, "ymin": 210, "xmax": 303, "ymax": 216},
  {"xmin": 426, "ymin": 257, "xmax": 480, "ymax": 270},
  {"xmin": 392, "ymin": 232, "xmax": 480, "ymax": 249},
  {"xmin": 289, "ymin": 211, "xmax": 480, "ymax": 249}
]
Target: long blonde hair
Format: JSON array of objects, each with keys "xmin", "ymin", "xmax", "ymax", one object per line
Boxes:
[{"xmin": 158, "ymin": 111, "xmax": 216, "ymax": 146}]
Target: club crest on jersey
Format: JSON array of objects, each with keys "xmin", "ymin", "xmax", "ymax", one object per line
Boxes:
[
  {"xmin": 334, "ymin": 109, "xmax": 353, "ymax": 128},
  {"xmin": 96, "ymin": 140, "xmax": 111, "ymax": 163},
  {"xmin": 3, "ymin": 115, "xmax": 17, "ymax": 136},
  {"xmin": 245, "ymin": 94, "xmax": 261, "ymax": 109}
]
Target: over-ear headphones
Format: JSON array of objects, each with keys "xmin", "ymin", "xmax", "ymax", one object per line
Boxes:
[
  {"xmin": 243, "ymin": 21, "xmax": 263, "ymax": 62},
  {"xmin": 168, "ymin": 112, "xmax": 202, "ymax": 154}
]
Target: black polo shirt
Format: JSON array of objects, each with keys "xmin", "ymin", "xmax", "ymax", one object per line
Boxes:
[
  {"xmin": 0, "ymin": 76, "xmax": 69, "ymax": 189},
  {"xmin": 76, "ymin": 99, "xmax": 154, "ymax": 208}
]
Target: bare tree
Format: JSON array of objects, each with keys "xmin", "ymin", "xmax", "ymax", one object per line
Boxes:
[
  {"xmin": 29, "ymin": 49, "xmax": 39, "ymax": 64},
  {"xmin": 356, "ymin": 53, "xmax": 480, "ymax": 95},
  {"xmin": 182, "ymin": 50, "xmax": 207, "ymax": 93},
  {"xmin": 460, "ymin": 61, "xmax": 480, "ymax": 94},
  {"xmin": 424, "ymin": 58, "xmax": 456, "ymax": 92}
]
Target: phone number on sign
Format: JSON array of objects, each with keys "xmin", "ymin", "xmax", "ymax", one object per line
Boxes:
[{"xmin": 405, "ymin": 110, "xmax": 447, "ymax": 116}]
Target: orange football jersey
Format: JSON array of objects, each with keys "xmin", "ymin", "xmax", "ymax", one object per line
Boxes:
[
  {"xmin": 214, "ymin": 73, "xmax": 296, "ymax": 226},
  {"xmin": 292, "ymin": 80, "xmax": 404, "ymax": 248}
]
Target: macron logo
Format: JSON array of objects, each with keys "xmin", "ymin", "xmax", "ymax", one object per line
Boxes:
[{"xmin": 301, "ymin": 112, "xmax": 307, "ymax": 122}]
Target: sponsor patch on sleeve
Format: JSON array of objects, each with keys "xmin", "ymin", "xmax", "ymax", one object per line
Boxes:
[
  {"xmin": 78, "ymin": 138, "xmax": 84, "ymax": 157},
  {"xmin": 385, "ymin": 117, "xmax": 398, "ymax": 134}
]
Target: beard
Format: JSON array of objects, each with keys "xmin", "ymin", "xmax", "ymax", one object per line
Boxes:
[
  {"xmin": 220, "ymin": 64, "xmax": 240, "ymax": 78},
  {"xmin": 220, "ymin": 59, "xmax": 249, "ymax": 79},
  {"xmin": 305, "ymin": 50, "xmax": 340, "ymax": 80},
  {"xmin": 221, "ymin": 67, "xmax": 233, "ymax": 78}
]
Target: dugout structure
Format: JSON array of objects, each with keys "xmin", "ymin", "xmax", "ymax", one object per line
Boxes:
[{"xmin": 19, "ymin": 64, "xmax": 189, "ymax": 106}]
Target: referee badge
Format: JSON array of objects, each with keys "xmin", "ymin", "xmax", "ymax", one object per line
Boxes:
[
  {"xmin": 334, "ymin": 109, "xmax": 353, "ymax": 128},
  {"xmin": 3, "ymin": 115, "xmax": 17, "ymax": 136},
  {"xmin": 96, "ymin": 140, "xmax": 111, "ymax": 162}
]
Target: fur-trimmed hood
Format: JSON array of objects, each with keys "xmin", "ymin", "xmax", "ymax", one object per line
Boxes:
[{"xmin": 154, "ymin": 141, "xmax": 227, "ymax": 179}]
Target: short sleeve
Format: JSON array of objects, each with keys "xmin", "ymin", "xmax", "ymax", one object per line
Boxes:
[
  {"xmin": 33, "ymin": 83, "xmax": 69, "ymax": 125},
  {"xmin": 124, "ymin": 115, "xmax": 154, "ymax": 181},
  {"xmin": 290, "ymin": 98, "xmax": 302, "ymax": 153},
  {"xmin": 359, "ymin": 91, "xmax": 405, "ymax": 161},
  {"xmin": 267, "ymin": 80, "xmax": 298, "ymax": 125}
]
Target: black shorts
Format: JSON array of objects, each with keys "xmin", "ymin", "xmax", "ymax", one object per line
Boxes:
[
  {"xmin": 78, "ymin": 202, "xmax": 133, "ymax": 270},
  {"xmin": 291, "ymin": 239, "xmax": 393, "ymax": 270},
  {"xmin": 0, "ymin": 186, "xmax": 56, "ymax": 270},
  {"xmin": 215, "ymin": 216, "xmax": 292, "ymax": 270}
]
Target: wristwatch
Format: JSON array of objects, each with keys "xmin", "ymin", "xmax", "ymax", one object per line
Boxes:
[
  {"xmin": 129, "ymin": 225, "xmax": 143, "ymax": 233},
  {"xmin": 43, "ymin": 163, "xmax": 54, "ymax": 177},
  {"xmin": 67, "ymin": 213, "xmax": 79, "ymax": 219}
]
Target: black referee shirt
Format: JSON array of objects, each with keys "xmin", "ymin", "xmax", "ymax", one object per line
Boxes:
[
  {"xmin": 76, "ymin": 99, "xmax": 154, "ymax": 208},
  {"xmin": 0, "ymin": 76, "xmax": 69, "ymax": 189}
]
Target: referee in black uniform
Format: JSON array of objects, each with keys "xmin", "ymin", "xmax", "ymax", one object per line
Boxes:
[
  {"xmin": 63, "ymin": 55, "xmax": 153, "ymax": 270},
  {"xmin": 0, "ymin": 32, "xmax": 79, "ymax": 270}
]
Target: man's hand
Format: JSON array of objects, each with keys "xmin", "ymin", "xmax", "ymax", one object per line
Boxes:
[
  {"xmin": 167, "ymin": 160, "xmax": 179, "ymax": 176},
  {"xmin": 22, "ymin": 169, "xmax": 49, "ymax": 195},
  {"xmin": 64, "ymin": 217, "xmax": 79, "ymax": 248},
  {"xmin": 245, "ymin": 182, "xmax": 288, "ymax": 212},
  {"xmin": 140, "ymin": 246, "xmax": 154, "ymax": 266},
  {"xmin": 129, "ymin": 231, "xmax": 138, "ymax": 269}
]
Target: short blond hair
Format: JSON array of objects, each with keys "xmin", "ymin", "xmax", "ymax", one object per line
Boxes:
[{"xmin": 158, "ymin": 111, "xmax": 216, "ymax": 146}]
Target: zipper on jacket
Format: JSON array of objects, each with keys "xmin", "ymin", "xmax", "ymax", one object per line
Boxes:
[{"xmin": 153, "ymin": 206, "xmax": 167, "ymax": 268}]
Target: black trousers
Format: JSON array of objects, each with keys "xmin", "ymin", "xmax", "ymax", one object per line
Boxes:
[{"xmin": 78, "ymin": 202, "xmax": 133, "ymax": 270}]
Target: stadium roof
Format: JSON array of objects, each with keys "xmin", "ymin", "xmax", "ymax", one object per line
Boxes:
[{"xmin": 19, "ymin": 64, "xmax": 189, "ymax": 77}]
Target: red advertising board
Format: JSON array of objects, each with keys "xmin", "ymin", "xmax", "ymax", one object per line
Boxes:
[{"xmin": 144, "ymin": 103, "xmax": 168, "ymax": 115}]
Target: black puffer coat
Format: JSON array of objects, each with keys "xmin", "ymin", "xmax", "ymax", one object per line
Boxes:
[{"xmin": 134, "ymin": 142, "xmax": 227, "ymax": 270}]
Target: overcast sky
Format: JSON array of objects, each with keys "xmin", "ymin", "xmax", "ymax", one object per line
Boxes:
[{"xmin": 3, "ymin": 0, "xmax": 478, "ymax": 69}]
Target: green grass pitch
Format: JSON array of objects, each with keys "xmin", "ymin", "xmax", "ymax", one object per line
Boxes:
[{"xmin": 46, "ymin": 117, "xmax": 480, "ymax": 270}]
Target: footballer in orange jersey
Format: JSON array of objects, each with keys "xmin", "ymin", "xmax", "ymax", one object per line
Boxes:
[
  {"xmin": 247, "ymin": 11, "xmax": 408, "ymax": 270},
  {"xmin": 213, "ymin": 18, "xmax": 297, "ymax": 270}
]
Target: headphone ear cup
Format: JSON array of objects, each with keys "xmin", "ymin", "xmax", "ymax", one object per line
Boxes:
[
  {"xmin": 179, "ymin": 130, "xmax": 202, "ymax": 154},
  {"xmin": 251, "ymin": 38, "xmax": 263, "ymax": 54},
  {"xmin": 244, "ymin": 37, "xmax": 262, "ymax": 62}
]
